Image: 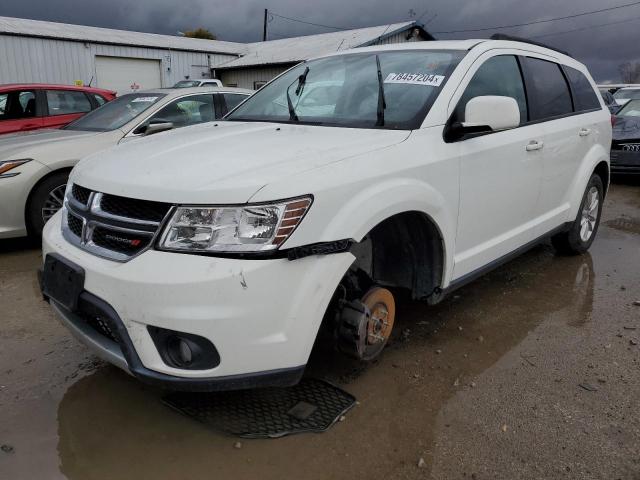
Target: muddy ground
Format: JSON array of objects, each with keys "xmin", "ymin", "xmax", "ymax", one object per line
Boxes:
[{"xmin": 1, "ymin": 181, "xmax": 639, "ymax": 480}]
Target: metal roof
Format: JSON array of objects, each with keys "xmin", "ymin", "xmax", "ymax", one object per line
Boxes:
[
  {"xmin": 214, "ymin": 21, "xmax": 431, "ymax": 69},
  {"xmin": 0, "ymin": 16, "xmax": 246, "ymax": 55},
  {"xmin": 0, "ymin": 16, "xmax": 433, "ymax": 70}
]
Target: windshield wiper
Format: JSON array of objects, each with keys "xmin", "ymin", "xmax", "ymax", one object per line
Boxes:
[
  {"xmin": 375, "ymin": 55, "xmax": 386, "ymax": 127},
  {"xmin": 295, "ymin": 66, "xmax": 310, "ymax": 95},
  {"xmin": 286, "ymin": 65, "xmax": 310, "ymax": 122}
]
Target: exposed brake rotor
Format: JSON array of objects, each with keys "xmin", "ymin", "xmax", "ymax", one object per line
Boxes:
[{"xmin": 336, "ymin": 287, "xmax": 396, "ymax": 361}]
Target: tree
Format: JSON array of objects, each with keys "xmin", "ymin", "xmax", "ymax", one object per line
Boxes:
[
  {"xmin": 618, "ymin": 61, "xmax": 640, "ymax": 83},
  {"xmin": 183, "ymin": 28, "xmax": 217, "ymax": 40}
]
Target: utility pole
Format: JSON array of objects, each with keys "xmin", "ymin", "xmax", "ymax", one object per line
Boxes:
[{"xmin": 263, "ymin": 9, "xmax": 268, "ymax": 41}]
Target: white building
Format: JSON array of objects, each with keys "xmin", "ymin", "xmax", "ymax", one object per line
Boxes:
[{"xmin": 0, "ymin": 16, "xmax": 433, "ymax": 93}]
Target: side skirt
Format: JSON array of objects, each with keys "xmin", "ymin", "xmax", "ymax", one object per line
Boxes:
[{"xmin": 433, "ymin": 222, "xmax": 572, "ymax": 302}]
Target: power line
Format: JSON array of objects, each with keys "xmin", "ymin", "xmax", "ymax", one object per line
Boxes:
[
  {"xmin": 533, "ymin": 14, "xmax": 640, "ymax": 39},
  {"xmin": 433, "ymin": 0, "xmax": 640, "ymax": 34},
  {"xmin": 269, "ymin": 11, "xmax": 359, "ymax": 31}
]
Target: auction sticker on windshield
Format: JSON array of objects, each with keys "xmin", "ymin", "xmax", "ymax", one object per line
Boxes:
[
  {"xmin": 132, "ymin": 97, "xmax": 159, "ymax": 103},
  {"xmin": 384, "ymin": 73, "xmax": 445, "ymax": 87}
]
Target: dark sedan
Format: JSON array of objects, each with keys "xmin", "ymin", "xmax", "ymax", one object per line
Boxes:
[{"xmin": 612, "ymin": 99, "xmax": 640, "ymax": 175}]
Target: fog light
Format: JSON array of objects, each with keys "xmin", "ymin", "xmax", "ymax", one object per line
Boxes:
[
  {"xmin": 168, "ymin": 336, "xmax": 194, "ymax": 367},
  {"xmin": 147, "ymin": 326, "xmax": 220, "ymax": 370}
]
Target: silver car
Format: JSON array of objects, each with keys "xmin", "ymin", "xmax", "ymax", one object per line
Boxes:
[{"xmin": 0, "ymin": 86, "xmax": 252, "ymax": 238}]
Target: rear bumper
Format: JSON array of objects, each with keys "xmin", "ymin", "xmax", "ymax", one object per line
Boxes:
[
  {"xmin": 611, "ymin": 165, "xmax": 640, "ymax": 175},
  {"xmin": 610, "ymin": 149, "xmax": 640, "ymax": 174}
]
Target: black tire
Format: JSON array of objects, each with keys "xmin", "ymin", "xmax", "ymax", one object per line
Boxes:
[
  {"xmin": 551, "ymin": 174, "xmax": 604, "ymax": 255},
  {"xmin": 26, "ymin": 171, "xmax": 69, "ymax": 238}
]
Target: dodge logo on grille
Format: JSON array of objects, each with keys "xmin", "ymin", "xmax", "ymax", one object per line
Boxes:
[
  {"xmin": 622, "ymin": 144, "xmax": 640, "ymax": 152},
  {"xmin": 104, "ymin": 234, "xmax": 142, "ymax": 247}
]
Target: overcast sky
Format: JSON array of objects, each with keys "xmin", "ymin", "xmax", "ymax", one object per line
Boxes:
[{"xmin": 1, "ymin": 0, "xmax": 639, "ymax": 82}]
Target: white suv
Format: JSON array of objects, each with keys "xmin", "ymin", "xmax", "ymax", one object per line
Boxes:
[{"xmin": 41, "ymin": 38, "xmax": 610, "ymax": 391}]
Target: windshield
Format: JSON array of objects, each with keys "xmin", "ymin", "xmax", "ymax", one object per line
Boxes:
[
  {"xmin": 614, "ymin": 89, "xmax": 640, "ymax": 100},
  {"xmin": 64, "ymin": 93, "xmax": 166, "ymax": 132},
  {"xmin": 617, "ymin": 99, "xmax": 640, "ymax": 117},
  {"xmin": 227, "ymin": 50, "xmax": 465, "ymax": 129},
  {"xmin": 173, "ymin": 80, "xmax": 200, "ymax": 88}
]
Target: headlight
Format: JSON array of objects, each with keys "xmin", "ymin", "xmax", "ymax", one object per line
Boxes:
[
  {"xmin": 0, "ymin": 159, "xmax": 31, "ymax": 178},
  {"xmin": 158, "ymin": 196, "xmax": 312, "ymax": 253}
]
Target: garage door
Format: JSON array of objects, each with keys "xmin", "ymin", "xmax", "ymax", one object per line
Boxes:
[{"xmin": 95, "ymin": 56, "xmax": 162, "ymax": 94}]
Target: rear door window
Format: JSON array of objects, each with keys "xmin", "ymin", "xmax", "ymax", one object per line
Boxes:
[
  {"xmin": 221, "ymin": 93, "xmax": 248, "ymax": 116},
  {"xmin": 565, "ymin": 67, "xmax": 601, "ymax": 112},
  {"xmin": 46, "ymin": 90, "xmax": 92, "ymax": 115},
  {"xmin": 146, "ymin": 94, "xmax": 215, "ymax": 127},
  {"xmin": 92, "ymin": 94, "xmax": 107, "ymax": 107},
  {"xmin": 453, "ymin": 55, "xmax": 528, "ymax": 125},
  {"xmin": 522, "ymin": 58, "xmax": 573, "ymax": 121},
  {"xmin": 0, "ymin": 90, "xmax": 37, "ymax": 120}
]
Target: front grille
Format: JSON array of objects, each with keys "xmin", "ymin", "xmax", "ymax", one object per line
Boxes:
[
  {"xmin": 85, "ymin": 315, "xmax": 120, "ymax": 344},
  {"xmin": 62, "ymin": 184, "xmax": 172, "ymax": 262},
  {"xmin": 67, "ymin": 212, "xmax": 83, "ymax": 237},
  {"xmin": 101, "ymin": 193, "xmax": 171, "ymax": 223},
  {"xmin": 72, "ymin": 184, "xmax": 91, "ymax": 205}
]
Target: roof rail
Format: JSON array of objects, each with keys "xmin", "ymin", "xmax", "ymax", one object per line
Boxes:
[{"xmin": 489, "ymin": 33, "xmax": 573, "ymax": 58}]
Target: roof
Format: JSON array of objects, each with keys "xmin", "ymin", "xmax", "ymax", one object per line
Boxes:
[
  {"xmin": 215, "ymin": 21, "xmax": 432, "ymax": 69},
  {"xmin": 320, "ymin": 39, "xmax": 485, "ymax": 57},
  {"xmin": 0, "ymin": 16, "xmax": 246, "ymax": 55},
  {"xmin": 0, "ymin": 83, "xmax": 115, "ymax": 93}
]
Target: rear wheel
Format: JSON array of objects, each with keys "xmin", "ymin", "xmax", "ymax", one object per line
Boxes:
[
  {"xmin": 551, "ymin": 174, "xmax": 603, "ymax": 255},
  {"xmin": 26, "ymin": 171, "xmax": 69, "ymax": 238}
]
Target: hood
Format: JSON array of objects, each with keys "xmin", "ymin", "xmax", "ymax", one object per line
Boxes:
[
  {"xmin": 613, "ymin": 116, "xmax": 640, "ymax": 141},
  {"xmin": 0, "ymin": 128, "xmax": 117, "ymax": 165},
  {"xmin": 72, "ymin": 121, "xmax": 411, "ymax": 204}
]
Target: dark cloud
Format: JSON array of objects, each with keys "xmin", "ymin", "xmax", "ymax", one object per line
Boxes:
[{"xmin": 1, "ymin": 0, "xmax": 639, "ymax": 81}]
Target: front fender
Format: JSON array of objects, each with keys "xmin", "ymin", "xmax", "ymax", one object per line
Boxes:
[{"xmin": 288, "ymin": 177, "xmax": 458, "ymax": 289}]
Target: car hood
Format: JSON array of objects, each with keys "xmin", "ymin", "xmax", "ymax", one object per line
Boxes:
[
  {"xmin": 0, "ymin": 128, "xmax": 119, "ymax": 164},
  {"xmin": 613, "ymin": 116, "xmax": 640, "ymax": 141},
  {"xmin": 72, "ymin": 121, "xmax": 411, "ymax": 204}
]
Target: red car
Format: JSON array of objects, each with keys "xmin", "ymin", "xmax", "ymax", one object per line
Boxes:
[{"xmin": 0, "ymin": 84, "xmax": 116, "ymax": 135}]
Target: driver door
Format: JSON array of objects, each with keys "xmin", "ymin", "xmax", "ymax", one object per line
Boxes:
[{"xmin": 451, "ymin": 54, "xmax": 543, "ymax": 280}]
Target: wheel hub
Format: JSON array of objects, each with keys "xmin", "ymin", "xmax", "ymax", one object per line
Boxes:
[
  {"xmin": 579, "ymin": 186, "xmax": 599, "ymax": 242},
  {"xmin": 42, "ymin": 184, "xmax": 67, "ymax": 223},
  {"xmin": 336, "ymin": 287, "xmax": 396, "ymax": 361}
]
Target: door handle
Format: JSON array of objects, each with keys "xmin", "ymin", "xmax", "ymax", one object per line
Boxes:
[
  {"xmin": 525, "ymin": 140, "xmax": 544, "ymax": 151},
  {"xmin": 579, "ymin": 128, "xmax": 591, "ymax": 137}
]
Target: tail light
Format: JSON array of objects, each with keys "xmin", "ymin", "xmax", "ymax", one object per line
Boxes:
[{"xmin": 611, "ymin": 115, "xmax": 616, "ymax": 127}]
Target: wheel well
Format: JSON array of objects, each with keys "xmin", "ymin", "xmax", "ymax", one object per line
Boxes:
[
  {"xmin": 349, "ymin": 211, "xmax": 444, "ymax": 301},
  {"xmin": 24, "ymin": 167, "xmax": 72, "ymax": 222},
  {"xmin": 593, "ymin": 161, "xmax": 609, "ymax": 196}
]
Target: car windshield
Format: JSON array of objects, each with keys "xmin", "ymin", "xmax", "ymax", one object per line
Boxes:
[
  {"xmin": 613, "ymin": 89, "xmax": 640, "ymax": 100},
  {"xmin": 173, "ymin": 81, "xmax": 200, "ymax": 88},
  {"xmin": 226, "ymin": 50, "xmax": 465, "ymax": 129},
  {"xmin": 617, "ymin": 99, "xmax": 640, "ymax": 117},
  {"xmin": 64, "ymin": 93, "xmax": 166, "ymax": 132}
]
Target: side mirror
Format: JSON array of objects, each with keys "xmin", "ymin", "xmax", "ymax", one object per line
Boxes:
[
  {"xmin": 144, "ymin": 121, "xmax": 174, "ymax": 136},
  {"xmin": 463, "ymin": 96, "xmax": 520, "ymax": 131}
]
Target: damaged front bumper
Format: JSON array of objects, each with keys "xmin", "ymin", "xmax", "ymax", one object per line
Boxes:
[{"xmin": 42, "ymin": 212, "xmax": 355, "ymax": 391}]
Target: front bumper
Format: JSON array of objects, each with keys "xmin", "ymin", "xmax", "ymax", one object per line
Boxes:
[{"xmin": 42, "ymin": 211, "xmax": 355, "ymax": 390}]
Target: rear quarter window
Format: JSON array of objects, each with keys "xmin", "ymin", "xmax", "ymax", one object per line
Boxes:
[
  {"xmin": 565, "ymin": 67, "xmax": 601, "ymax": 111},
  {"xmin": 522, "ymin": 57, "xmax": 573, "ymax": 121}
]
